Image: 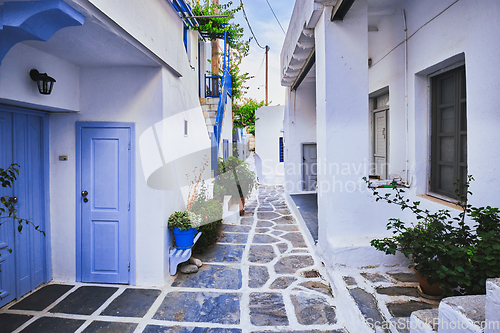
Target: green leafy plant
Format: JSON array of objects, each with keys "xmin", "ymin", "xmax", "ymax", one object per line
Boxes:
[
  {"xmin": 1, "ymin": 164, "xmax": 45, "ymax": 267},
  {"xmin": 216, "ymin": 156, "xmax": 257, "ymax": 200},
  {"xmin": 189, "ymin": 0, "xmax": 244, "ymax": 50},
  {"xmin": 167, "ymin": 211, "xmax": 201, "ymax": 231},
  {"xmin": 365, "ymin": 176, "xmax": 500, "ymax": 295},
  {"xmin": 233, "ymin": 98, "xmax": 265, "ymax": 136},
  {"xmin": 1, "ymin": 164, "xmax": 45, "ymax": 235},
  {"xmin": 189, "ymin": 182, "xmax": 223, "ymax": 253}
]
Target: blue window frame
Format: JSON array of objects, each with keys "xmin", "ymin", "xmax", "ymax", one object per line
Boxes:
[
  {"xmin": 183, "ymin": 25, "xmax": 188, "ymax": 51},
  {"xmin": 279, "ymin": 137, "xmax": 284, "ymax": 162}
]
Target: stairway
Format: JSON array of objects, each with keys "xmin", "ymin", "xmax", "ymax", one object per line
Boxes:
[
  {"xmin": 200, "ymin": 97, "xmax": 219, "ymax": 137},
  {"xmin": 409, "ymin": 278, "xmax": 500, "ymax": 332}
]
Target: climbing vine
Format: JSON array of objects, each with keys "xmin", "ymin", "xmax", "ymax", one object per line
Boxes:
[{"xmin": 188, "ymin": 0, "xmax": 265, "ymax": 134}]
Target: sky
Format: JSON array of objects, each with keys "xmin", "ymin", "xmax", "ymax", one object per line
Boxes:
[{"xmin": 225, "ymin": 0, "xmax": 294, "ymax": 106}]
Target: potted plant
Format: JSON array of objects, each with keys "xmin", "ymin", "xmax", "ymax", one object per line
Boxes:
[
  {"xmin": 168, "ymin": 211, "xmax": 202, "ymax": 249},
  {"xmin": 215, "ymin": 156, "xmax": 257, "ymax": 215},
  {"xmin": 190, "ymin": 184, "xmax": 224, "ymax": 252},
  {"xmin": 365, "ymin": 176, "xmax": 500, "ymax": 296}
]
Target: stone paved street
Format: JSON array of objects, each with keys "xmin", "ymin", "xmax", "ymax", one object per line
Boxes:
[
  {"xmin": 0, "ymin": 185, "xmax": 347, "ymax": 333},
  {"xmin": 0, "ymin": 184, "xmax": 441, "ymax": 333}
]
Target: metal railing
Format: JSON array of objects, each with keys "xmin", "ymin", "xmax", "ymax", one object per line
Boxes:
[
  {"xmin": 209, "ymin": 29, "xmax": 233, "ymax": 172},
  {"xmin": 205, "ymin": 75, "xmax": 221, "ymax": 97},
  {"xmin": 213, "ymin": 69, "xmax": 232, "ymax": 146}
]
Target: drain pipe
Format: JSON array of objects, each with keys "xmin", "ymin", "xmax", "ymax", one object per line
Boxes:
[{"xmin": 403, "ymin": 9, "xmax": 410, "ymax": 186}]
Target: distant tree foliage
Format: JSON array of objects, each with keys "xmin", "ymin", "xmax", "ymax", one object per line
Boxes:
[{"xmin": 233, "ymin": 98, "xmax": 265, "ymax": 136}]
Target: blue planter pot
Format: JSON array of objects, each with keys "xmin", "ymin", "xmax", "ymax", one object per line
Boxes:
[{"xmin": 172, "ymin": 228, "xmax": 197, "ymax": 249}]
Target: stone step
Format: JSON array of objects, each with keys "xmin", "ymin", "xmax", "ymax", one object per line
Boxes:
[
  {"xmin": 410, "ymin": 309, "xmax": 439, "ymax": 333},
  {"xmin": 438, "ymin": 295, "xmax": 485, "ymax": 333},
  {"xmin": 205, "ymin": 117, "xmax": 216, "ymax": 126},
  {"xmin": 486, "ymin": 278, "xmax": 500, "ymax": 333},
  {"xmin": 206, "ymin": 125, "xmax": 214, "ymax": 136},
  {"xmin": 199, "ymin": 97, "xmax": 219, "ymax": 106},
  {"xmin": 222, "ymin": 195, "xmax": 240, "ymax": 225}
]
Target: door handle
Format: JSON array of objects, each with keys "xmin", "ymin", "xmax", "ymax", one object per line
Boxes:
[
  {"xmin": 81, "ymin": 190, "xmax": 88, "ymax": 197},
  {"xmin": 8, "ymin": 196, "xmax": 18, "ymax": 203}
]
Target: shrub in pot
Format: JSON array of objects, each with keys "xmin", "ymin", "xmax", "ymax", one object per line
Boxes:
[
  {"xmin": 365, "ymin": 176, "xmax": 500, "ymax": 296},
  {"xmin": 189, "ymin": 183, "xmax": 223, "ymax": 253},
  {"xmin": 168, "ymin": 211, "xmax": 202, "ymax": 249},
  {"xmin": 215, "ymin": 156, "xmax": 257, "ymax": 214}
]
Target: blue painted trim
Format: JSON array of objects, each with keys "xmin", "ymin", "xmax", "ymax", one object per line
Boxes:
[
  {"xmin": 166, "ymin": 0, "xmax": 198, "ymax": 28},
  {"xmin": 129, "ymin": 124, "xmax": 136, "ymax": 286},
  {"xmin": 75, "ymin": 122, "xmax": 136, "ymax": 285},
  {"xmin": 75, "ymin": 123, "xmax": 82, "ymax": 281},
  {"xmin": 0, "ymin": 1, "xmax": 84, "ymax": 63}
]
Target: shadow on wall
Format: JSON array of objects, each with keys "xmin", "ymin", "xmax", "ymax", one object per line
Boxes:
[{"xmin": 254, "ymin": 153, "xmax": 263, "ymax": 182}]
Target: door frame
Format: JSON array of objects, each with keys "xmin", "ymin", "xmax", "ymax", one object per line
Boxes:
[
  {"xmin": 0, "ymin": 104, "xmax": 52, "ymax": 297},
  {"xmin": 301, "ymin": 142, "xmax": 317, "ymax": 191},
  {"xmin": 75, "ymin": 122, "xmax": 136, "ymax": 285}
]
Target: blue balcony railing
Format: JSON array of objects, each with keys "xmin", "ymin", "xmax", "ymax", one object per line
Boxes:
[{"xmin": 205, "ymin": 75, "xmax": 221, "ymax": 97}]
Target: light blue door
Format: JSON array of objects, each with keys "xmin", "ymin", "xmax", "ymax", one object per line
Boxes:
[
  {"xmin": 0, "ymin": 110, "xmax": 47, "ymax": 307},
  {"xmin": 79, "ymin": 125, "xmax": 131, "ymax": 284}
]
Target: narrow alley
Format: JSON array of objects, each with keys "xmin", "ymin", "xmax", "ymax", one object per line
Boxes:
[{"xmin": 1, "ymin": 185, "xmax": 346, "ymax": 333}]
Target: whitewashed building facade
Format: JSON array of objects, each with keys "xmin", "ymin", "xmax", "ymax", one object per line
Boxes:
[
  {"xmin": 0, "ymin": 0, "xmax": 233, "ymax": 306},
  {"xmin": 281, "ymin": 0, "xmax": 500, "ymax": 269}
]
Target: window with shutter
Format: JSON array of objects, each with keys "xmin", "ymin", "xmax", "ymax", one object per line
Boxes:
[{"xmin": 430, "ymin": 65, "xmax": 467, "ymax": 199}]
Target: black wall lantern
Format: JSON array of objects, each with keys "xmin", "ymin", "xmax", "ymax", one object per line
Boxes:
[{"xmin": 30, "ymin": 69, "xmax": 56, "ymax": 95}]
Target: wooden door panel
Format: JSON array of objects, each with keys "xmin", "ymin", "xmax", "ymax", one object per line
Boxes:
[{"xmin": 80, "ymin": 127, "xmax": 130, "ymax": 284}]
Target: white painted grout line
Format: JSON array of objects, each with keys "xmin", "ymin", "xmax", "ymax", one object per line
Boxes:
[
  {"xmin": 239, "ymin": 189, "xmax": 258, "ymax": 333},
  {"xmin": 132, "ymin": 290, "xmax": 167, "ymax": 333},
  {"xmin": 72, "ymin": 286, "xmax": 127, "ymax": 333},
  {"xmin": 10, "ymin": 283, "xmax": 82, "ymax": 333}
]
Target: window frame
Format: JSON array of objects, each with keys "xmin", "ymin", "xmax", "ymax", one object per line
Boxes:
[
  {"xmin": 429, "ymin": 64, "xmax": 467, "ymax": 201},
  {"xmin": 369, "ymin": 89, "xmax": 389, "ymax": 179}
]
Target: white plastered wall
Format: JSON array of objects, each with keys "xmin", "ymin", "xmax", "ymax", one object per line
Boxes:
[
  {"xmin": 308, "ymin": 0, "xmax": 500, "ymax": 269},
  {"xmin": 0, "ymin": 1, "xmax": 210, "ymax": 286},
  {"xmin": 283, "ymin": 82, "xmax": 317, "ymax": 193},
  {"xmin": 255, "ymin": 105, "xmax": 285, "ymax": 185}
]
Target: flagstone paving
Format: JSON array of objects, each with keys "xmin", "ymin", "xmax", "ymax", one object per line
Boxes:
[
  {"xmin": 1, "ymin": 184, "xmax": 442, "ymax": 333},
  {"xmin": 0, "ymin": 185, "xmax": 346, "ymax": 333}
]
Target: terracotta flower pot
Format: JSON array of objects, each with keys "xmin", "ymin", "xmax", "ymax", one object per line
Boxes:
[
  {"xmin": 238, "ymin": 197, "xmax": 245, "ymax": 216},
  {"xmin": 230, "ymin": 196, "xmax": 245, "ymax": 215},
  {"xmin": 414, "ymin": 267, "xmax": 444, "ymax": 296}
]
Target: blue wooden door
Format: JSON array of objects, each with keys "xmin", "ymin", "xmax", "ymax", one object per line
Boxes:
[
  {"xmin": 79, "ymin": 126, "xmax": 131, "ymax": 284},
  {"xmin": 0, "ymin": 110, "xmax": 47, "ymax": 307},
  {"xmin": 0, "ymin": 111, "xmax": 15, "ymax": 307}
]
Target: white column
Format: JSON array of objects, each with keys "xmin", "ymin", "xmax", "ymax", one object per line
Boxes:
[{"xmin": 315, "ymin": 0, "xmax": 370, "ymax": 256}]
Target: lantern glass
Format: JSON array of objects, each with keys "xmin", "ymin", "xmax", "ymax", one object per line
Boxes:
[{"xmin": 30, "ymin": 69, "xmax": 56, "ymax": 95}]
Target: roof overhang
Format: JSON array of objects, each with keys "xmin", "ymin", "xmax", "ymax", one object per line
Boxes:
[
  {"xmin": 280, "ymin": 0, "xmax": 337, "ymax": 87},
  {"xmin": 331, "ymin": 0, "xmax": 355, "ymax": 21}
]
